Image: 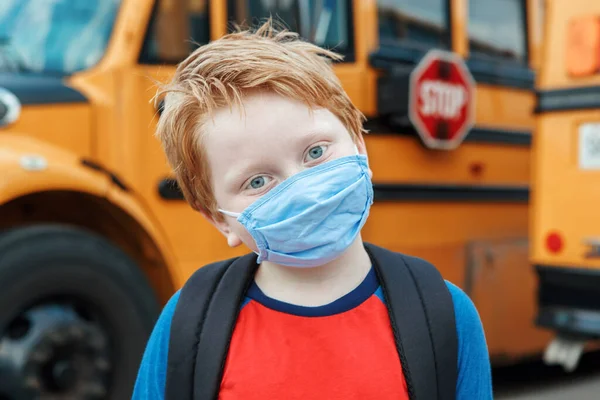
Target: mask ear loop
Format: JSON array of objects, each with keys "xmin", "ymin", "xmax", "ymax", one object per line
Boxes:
[{"xmin": 218, "ymin": 209, "xmax": 241, "ymax": 218}]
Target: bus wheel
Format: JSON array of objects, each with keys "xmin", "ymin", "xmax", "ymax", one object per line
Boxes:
[{"xmin": 0, "ymin": 225, "xmax": 160, "ymax": 400}]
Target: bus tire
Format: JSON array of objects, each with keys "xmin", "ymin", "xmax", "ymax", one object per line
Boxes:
[{"xmin": 0, "ymin": 224, "xmax": 160, "ymax": 400}]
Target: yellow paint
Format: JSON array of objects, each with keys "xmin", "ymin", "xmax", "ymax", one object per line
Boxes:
[
  {"xmin": 452, "ymin": 0, "xmax": 468, "ymax": 57},
  {"xmin": 367, "ymin": 136, "xmax": 530, "ymax": 185},
  {"xmin": 532, "ymin": 110, "xmax": 600, "ymax": 268},
  {"xmin": 6, "ymin": 104, "xmax": 93, "ymax": 158},
  {"xmin": 528, "ymin": 0, "xmax": 544, "ymax": 71},
  {"xmin": 0, "ymin": 134, "xmax": 108, "ymax": 200}
]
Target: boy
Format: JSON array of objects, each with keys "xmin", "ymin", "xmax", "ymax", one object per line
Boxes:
[{"xmin": 132, "ymin": 21, "xmax": 492, "ymax": 399}]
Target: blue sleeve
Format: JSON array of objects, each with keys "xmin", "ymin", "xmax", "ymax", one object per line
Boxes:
[
  {"xmin": 445, "ymin": 281, "xmax": 493, "ymax": 399},
  {"xmin": 131, "ymin": 290, "xmax": 180, "ymax": 400}
]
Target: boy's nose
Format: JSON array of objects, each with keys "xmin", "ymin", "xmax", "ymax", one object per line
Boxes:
[{"xmin": 282, "ymin": 164, "xmax": 307, "ymax": 181}]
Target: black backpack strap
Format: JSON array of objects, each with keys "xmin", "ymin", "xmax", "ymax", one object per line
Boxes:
[
  {"xmin": 365, "ymin": 243, "xmax": 458, "ymax": 400},
  {"xmin": 165, "ymin": 252, "xmax": 259, "ymax": 400}
]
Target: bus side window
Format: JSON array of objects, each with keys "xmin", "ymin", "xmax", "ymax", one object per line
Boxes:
[
  {"xmin": 139, "ymin": 0, "xmax": 210, "ymax": 64},
  {"xmin": 228, "ymin": 0, "xmax": 354, "ymax": 59},
  {"xmin": 468, "ymin": 0, "xmax": 526, "ymax": 63},
  {"xmin": 377, "ymin": 0, "xmax": 449, "ymax": 49}
]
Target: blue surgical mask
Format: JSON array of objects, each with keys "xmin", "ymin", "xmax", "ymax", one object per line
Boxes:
[{"xmin": 219, "ymin": 150, "xmax": 373, "ymax": 268}]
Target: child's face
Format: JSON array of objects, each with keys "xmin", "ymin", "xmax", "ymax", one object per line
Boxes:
[{"xmin": 201, "ymin": 91, "xmax": 370, "ymax": 251}]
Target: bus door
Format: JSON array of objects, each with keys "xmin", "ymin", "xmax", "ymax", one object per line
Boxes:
[
  {"xmin": 123, "ymin": 0, "xmax": 248, "ymax": 286},
  {"xmin": 532, "ymin": 0, "xmax": 600, "ymax": 372}
]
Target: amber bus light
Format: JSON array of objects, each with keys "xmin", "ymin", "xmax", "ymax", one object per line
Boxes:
[{"xmin": 566, "ymin": 15, "xmax": 600, "ymax": 77}]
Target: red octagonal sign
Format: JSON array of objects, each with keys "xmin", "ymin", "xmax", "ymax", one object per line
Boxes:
[{"xmin": 409, "ymin": 50, "xmax": 476, "ymax": 150}]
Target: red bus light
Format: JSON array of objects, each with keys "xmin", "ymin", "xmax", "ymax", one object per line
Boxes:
[{"xmin": 546, "ymin": 232, "xmax": 564, "ymax": 254}]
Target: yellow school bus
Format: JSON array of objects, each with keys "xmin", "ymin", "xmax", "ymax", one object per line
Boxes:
[
  {"xmin": 0, "ymin": 0, "xmax": 546, "ymax": 397},
  {"xmin": 532, "ymin": 0, "xmax": 600, "ymax": 372}
]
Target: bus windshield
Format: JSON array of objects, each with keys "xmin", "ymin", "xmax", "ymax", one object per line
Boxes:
[{"xmin": 0, "ymin": 0, "xmax": 121, "ymax": 75}]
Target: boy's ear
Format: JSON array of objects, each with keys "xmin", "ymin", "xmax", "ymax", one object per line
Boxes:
[
  {"xmin": 355, "ymin": 135, "xmax": 373, "ymax": 179},
  {"xmin": 198, "ymin": 209, "xmax": 243, "ymax": 247},
  {"xmin": 355, "ymin": 133, "xmax": 367, "ymax": 154}
]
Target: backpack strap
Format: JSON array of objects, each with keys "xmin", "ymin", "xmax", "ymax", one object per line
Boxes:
[
  {"xmin": 365, "ymin": 243, "xmax": 458, "ymax": 400},
  {"xmin": 165, "ymin": 252, "xmax": 259, "ymax": 400}
]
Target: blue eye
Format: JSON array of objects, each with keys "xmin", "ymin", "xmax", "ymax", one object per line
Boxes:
[
  {"xmin": 250, "ymin": 176, "xmax": 266, "ymax": 189},
  {"xmin": 307, "ymin": 145, "xmax": 325, "ymax": 161}
]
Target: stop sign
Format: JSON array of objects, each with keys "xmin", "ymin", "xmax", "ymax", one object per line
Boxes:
[{"xmin": 409, "ymin": 50, "xmax": 475, "ymax": 150}]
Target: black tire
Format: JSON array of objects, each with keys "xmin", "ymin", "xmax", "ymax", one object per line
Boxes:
[{"xmin": 0, "ymin": 224, "xmax": 161, "ymax": 400}]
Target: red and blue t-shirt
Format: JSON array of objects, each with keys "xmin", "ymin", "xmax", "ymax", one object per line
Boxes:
[{"xmin": 132, "ymin": 267, "xmax": 492, "ymax": 399}]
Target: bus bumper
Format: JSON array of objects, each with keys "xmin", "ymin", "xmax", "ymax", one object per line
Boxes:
[
  {"xmin": 536, "ymin": 265, "xmax": 600, "ymax": 371},
  {"xmin": 536, "ymin": 265, "xmax": 600, "ymax": 337}
]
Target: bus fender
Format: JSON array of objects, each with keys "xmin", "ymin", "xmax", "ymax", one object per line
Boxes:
[{"xmin": 0, "ymin": 134, "xmax": 179, "ymax": 284}]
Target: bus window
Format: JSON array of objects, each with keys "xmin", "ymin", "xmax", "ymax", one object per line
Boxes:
[
  {"xmin": 227, "ymin": 0, "xmax": 353, "ymax": 58},
  {"xmin": 140, "ymin": 0, "xmax": 210, "ymax": 64},
  {"xmin": 468, "ymin": 0, "xmax": 527, "ymax": 62},
  {"xmin": 377, "ymin": 0, "xmax": 449, "ymax": 49},
  {"xmin": 0, "ymin": 0, "xmax": 121, "ymax": 74}
]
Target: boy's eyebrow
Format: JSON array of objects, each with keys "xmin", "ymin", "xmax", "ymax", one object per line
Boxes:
[
  {"xmin": 224, "ymin": 159, "xmax": 266, "ymax": 187},
  {"xmin": 295, "ymin": 128, "xmax": 332, "ymax": 147}
]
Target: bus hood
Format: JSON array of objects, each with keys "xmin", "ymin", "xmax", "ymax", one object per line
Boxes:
[{"xmin": 0, "ymin": 73, "xmax": 92, "ymax": 157}]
